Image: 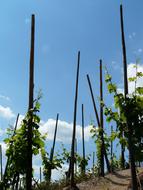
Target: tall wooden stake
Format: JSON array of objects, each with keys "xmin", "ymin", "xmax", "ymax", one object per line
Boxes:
[
  {"xmin": 120, "ymin": 3, "xmax": 126, "ymax": 170},
  {"xmin": 26, "ymin": 14, "xmax": 35, "ymax": 190},
  {"xmin": 120, "ymin": 5, "xmax": 128, "ymax": 94},
  {"xmin": 92, "ymin": 152, "xmax": 95, "ymax": 174},
  {"xmin": 70, "ymin": 51, "xmax": 80, "ymax": 189},
  {"xmin": 99, "ymin": 59, "xmax": 104, "ymax": 176},
  {"xmin": 75, "ymin": 138, "xmax": 77, "ymax": 174},
  {"xmin": 110, "ymin": 125, "xmax": 113, "ymax": 172},
  {"xmin": 48, "ymin": 113, "xmax": 59, "ymax": 181},
  {"xmin": 50, "ymin": 113, "xmax": 59, "ymax": 161},
  {"xmin": 120, "ymin": 5, "xmax": 137, "ymax": 189},
  {"xmin": 87, "ymin": 74, "xmax": 111, "ymax": 174},
  {"xmin": 40, "ymin": 167, "xmax": 42, "ymax": 183},
  {"xmin": 82, "ymin": 104, "xmax": 85, "ymax": 174},
  {"xmin": 0, "ymin": 145, "xmax": 2, "ymax": 181}
]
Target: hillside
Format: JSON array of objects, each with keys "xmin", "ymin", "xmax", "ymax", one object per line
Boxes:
[{"xmin": 73, "ymin": 168, "xmax": 143, "ymax": 190}]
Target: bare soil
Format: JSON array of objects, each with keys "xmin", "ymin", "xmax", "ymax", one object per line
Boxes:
[{"xmin": 75, "ymin": 168, "xmax": 143, "ymax": 190}]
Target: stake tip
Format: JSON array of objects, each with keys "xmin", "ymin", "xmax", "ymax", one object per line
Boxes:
[
  {"xmin": 31, "ymin": 14, "xmax": 35, "ymax": 20},
  {"xmin": 120, "ymin": 4, "xmax": 123, "ymax": 9}
]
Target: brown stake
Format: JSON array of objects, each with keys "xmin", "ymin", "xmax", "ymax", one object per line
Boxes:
[
  {"xmin": 50, "ymin": 113, "xmax": 59, "ymax": 162},
  {"xmin": 120, "ymin": 5, "xmax": 138, "ymax": 190},
  {"xmin": 48, "ymin": 113, "xmax": 59, "ymax": 181},
  {"xmin": 110, "ymin": 125, "xmax": 113, "ymax": 172},
  {"xmin": 40, "ymin": 167, "xmax": 42, "ymax": 183},
  {"xmin": 75, "ymin": 138, "xmax": 77, "ymax": 174},
  {"xmin": 120, "ymin": 3, "xmax": 126, "ymax": 170},
  {"xmin": 0, "ymin": 145, "xmax": 2, "ymax": 181},
  {"xmin": 92, "ymin": 152, "xmax": 95, "ymax": 174},
  {"xmin": 70, "ymin": 51, "xmax": 80, "ymax": 189},
  {"xmin": 26, "ymin": 14, "xmax": 35, "ymax": 190},
  {"xmin": 87, "ymin": 74, "xmax": 111, "ymax": 173},
  {"xmin": 82, "ymin": 104, "xmax": 85, "ymax": 174},
  {"xmin": 99, "ymin": 59, "xmax": 104, "ymax": 176},
  {"xmin": 120, "ymin": 5, "xmax": 128, "ymax": 95}
]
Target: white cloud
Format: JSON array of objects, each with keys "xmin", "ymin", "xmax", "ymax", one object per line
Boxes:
[
  {"xmin": 16, "ymin": 114, "xmax": 25, "ymax": 129},
  {"xmin": 0, "ymin": 95, "xmax": 10, "ymax": 101},
  {"xmin": 128, "ymin": 63, "xmax": 143, "ymax": 94},
  {"xmin": 0, "ymin": 128, "xmax": 6, "ymax": 137},
  {"xmin": 117, "ymin": 88, "xmax": 124, "ymax": 94},
  {"xmin": 33, "ymin": 162, "xmax": 69, "ymax": 181},
  {"xmin": 15, "ymin": 116, "xmax": 93, "ymax": 144},
  {"xmin": 0, "ymin": 142, "xmax": 8, "ymax": 167},
  {"xmin": 84, "ymin": 125, "xmax": 93, "ymax": 141},
  {"xmin": 0, "ymin": 105, "xmax": 15, "ymax": 119},
  {"xmin": 39, "ymin": 119, "xmax": 92, "ymax": 144},
  {"xmin": 0, "ymin": 142, "xmax": 7, "ymax": 153},
  {"xmin": 33, "ymin": 164, "xmax": 42, "ymax": 180},
  {"xmin": 117, "ymin": 63, "xmax": 143, "ymax": 94},
  {"xmin": 52, "ymin": 164, "xmax": 69, "ymax": 181}
]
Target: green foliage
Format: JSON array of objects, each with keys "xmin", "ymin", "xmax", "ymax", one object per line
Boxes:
[
  {"xmin": 90, "ymin": 125, "xmax": 110, "ymax": 173},
  {"xmin": 41, "ymin": 150, "xmax": 64, "ymax": 181},
  {"xmin": 3, "ymin": 96, "xmax": 46, "ymax": 187},
  {"xmin": 110, "ymin": 154, "xmax": 120, "ymax": 170},
  {"xmin": 75, "ymin": 153, "xmax": 90, "ymax": 174},
  {"xmin": 104, "ymin": 65, "xmax": 143, "ymax": 163},
  {"xmin": 60, "ymin": 144, "xmax": 90, "ymax": 176}
]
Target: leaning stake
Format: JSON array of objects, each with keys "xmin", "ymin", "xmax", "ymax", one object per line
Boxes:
[
  {"xmin": 48, "ymin": 113, "xmax": 59, "ymax": 181},
  {"xmin": 87, "ymin": 74, "xmax": 111, "ymax": 173},
  {"xmin": 26, "ymin": 14, "xmax": 35, "ymax": 190},
  {"xmin": 70, "ymin": 51, "xmax": 80, "ymax": 189}
]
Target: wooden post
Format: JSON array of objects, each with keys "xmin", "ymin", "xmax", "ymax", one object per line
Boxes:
[
  {"xmin": 40, "ymin": 167, "xmax": 42, "ymax": 183},
  {"xmin": 99, "ymin": 60, "xmax": 104, "ymax": 176},
  {"xmin": 110, "ymin": 125, "xmax": 113, "ymax": 172},
  {"xmin": 0, "ymin": 145, "xmax": 2, "ymax": 181},
  {"xmin": 120, "ymin": 5, "xmax": 128, "ymax": 95},
  {"xmin": 50, "ymin": 113, "xmax": 59, "ymax": 162},
  {"xmin": 14, "ymin": 114, "xmax": 20, "ymax": 133},
  {"xmin": 120, "ymin": 5, "xmax": 137, "ymax": 190},
  {"xmin": 120, "ymin": 3, "xmax": 126, "ymax": 170},
  {"xmin": 87, "ymin": 74, "xmax": 111, "ymax": 174},
  {"xmin": 75, "ymin": 138, "xmax": 77, "ymax": 174},
  {"xmin": 48, "ymin": 113, "xmax": 59, "ymax": 181},
  {"xmin": 92, "ymin": 152, "xmax": 95, "ymax": 174},
  {"xmin": 82, "ymin": 104, "xmax": 85, "ymax": 174},
  {"xmin": 26, "ymin": 14, "xmax": 35, "ymax": 190},
  {"xmin": 70, "ymin": 51, "xmax": 80, "ymax": 189}
]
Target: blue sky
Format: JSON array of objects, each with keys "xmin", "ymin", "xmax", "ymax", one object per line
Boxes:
[{"xmin": 0, "ymin": 0, "xmax": 143, "ymax": 180}]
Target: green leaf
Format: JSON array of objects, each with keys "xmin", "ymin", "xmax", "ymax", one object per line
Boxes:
[
  {"xmin": 137, "ymin": 72, "xmax": 143, "ymax": 78},
  {"xmin": 105, "ymin": 74, "xmax": 112, "ymax": 83},
  {"xmin": 107, "ymin": 83, "xmax": 117, "ymax": 93},
  {"xmin": 136, "ymin": 87, "xmax": 143, "ymax": 95},
  {"xmin": 128, "ymin": 77, "xmax": 136, "ymax": 82}
]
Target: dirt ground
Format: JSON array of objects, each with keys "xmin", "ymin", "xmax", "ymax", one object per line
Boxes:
[{"xmin": 75, "ymin": 168, "xmax": 143, "ymax": 190}]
